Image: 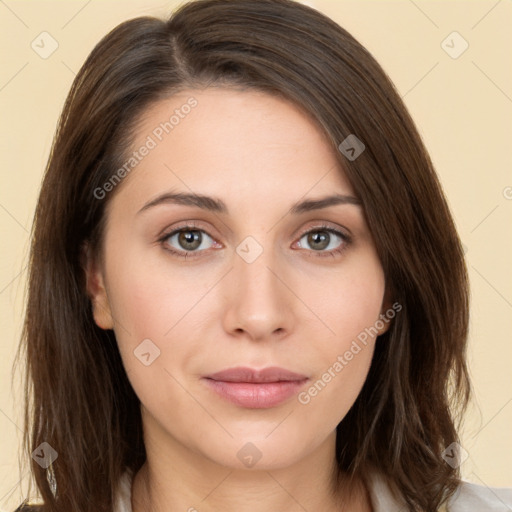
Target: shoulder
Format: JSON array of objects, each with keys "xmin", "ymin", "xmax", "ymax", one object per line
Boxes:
[{"xmin": 447, "ymin": 480, "xmax": 512, "ymax": 511}]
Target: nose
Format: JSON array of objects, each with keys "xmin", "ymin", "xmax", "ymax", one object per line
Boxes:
[{"xmin": 221, "ymin": 241, "xmax": 296, "ymax": 342}]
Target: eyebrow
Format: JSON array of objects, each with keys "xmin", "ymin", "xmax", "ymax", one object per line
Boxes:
[{"xmin": 137, "ymin": 191, "xmax": 361, "ymax": 215}]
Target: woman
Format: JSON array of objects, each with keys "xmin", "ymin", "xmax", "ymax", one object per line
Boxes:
[{"xmin": 14, "ymin": 0, "xmax": 512, "ymax": 511}]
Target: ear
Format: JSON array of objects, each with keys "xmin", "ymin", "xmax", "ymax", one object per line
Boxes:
[{"xmin": 82, "ymin": 243, "xmax": 114, "ymax": 330}]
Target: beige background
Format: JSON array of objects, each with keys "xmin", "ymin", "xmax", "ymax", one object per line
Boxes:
[{"xmin": 1, "ymin": 0, "xmax": 511, "ymax": 508}]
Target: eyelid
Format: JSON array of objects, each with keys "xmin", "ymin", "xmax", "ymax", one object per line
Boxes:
[
  {"xmin": 157, "ymin": 220, "xmax": 218, "ymax": 241},
  {"xmin": 294, "ymin": 220, "xmax": 351, "ymax": 240}
]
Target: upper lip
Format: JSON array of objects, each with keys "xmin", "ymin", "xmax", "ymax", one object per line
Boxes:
[{"xmin": 205, "ymin": 366, "xmax": 308, "ymax": 383}]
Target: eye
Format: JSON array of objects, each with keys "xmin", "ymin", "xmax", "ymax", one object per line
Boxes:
[
  {"xmin": 295, "ymin": 226, "xmax": 350, "ymax": 257},
  {"xmin": 159, "ymin": 224, "xmax": 219, "ymax": 258}
]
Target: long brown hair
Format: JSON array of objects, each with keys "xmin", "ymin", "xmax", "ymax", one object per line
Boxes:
[{"xmin": 14, "ymin": 0, "xmax": 470, "ymax": 510}]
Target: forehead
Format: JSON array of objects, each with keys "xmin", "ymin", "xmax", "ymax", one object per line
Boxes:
[{"xmin": 112, "ymin": 87, "xmax": 355, "ymax": 211}]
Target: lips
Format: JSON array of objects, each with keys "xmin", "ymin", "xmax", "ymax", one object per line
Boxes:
[
  {"xmin": 206, "ymin": 366, "xmax": 308, "ymax": 383},
  {"xmin": 202, "ymin": 366, "xmax": 309, "ymax": 409}
]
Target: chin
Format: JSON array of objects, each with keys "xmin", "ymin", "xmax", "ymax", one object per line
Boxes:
[{"xmin": 195, "ymin": 427, "xmax": 326, "ymax": 471}]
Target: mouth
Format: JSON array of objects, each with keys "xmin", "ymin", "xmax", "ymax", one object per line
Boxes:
[{"xmin": 201, "ymin": 366, "xmax": 309, "ymax": 409}]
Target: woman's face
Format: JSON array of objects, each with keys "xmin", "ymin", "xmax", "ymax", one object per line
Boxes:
[{"xmin": 87, "ymin": 87, "xmax": 390, "ymax": 470}]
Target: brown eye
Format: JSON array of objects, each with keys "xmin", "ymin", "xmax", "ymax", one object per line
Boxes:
[
  {"xmin": 306, "ymin": 231, "xmax": 330, "ymax": 251},
  {"xmin": 162, "ymin": 228, "xmax": 216, "ymax": 255},
  {"xmin": 297, "ymin": 228, "xmax": 346, "ymax": 254},
  {"xmin": 177, "ymin": 230, "xmax": 202, "ymax": 250}
]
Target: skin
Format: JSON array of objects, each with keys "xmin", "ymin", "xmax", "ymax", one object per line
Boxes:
[{"xmin": 86, "ymin": 88, "xmax": 391, "ymax": 512}]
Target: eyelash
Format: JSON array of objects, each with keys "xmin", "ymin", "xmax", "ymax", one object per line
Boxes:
[{"xmin": 157, "ymin": 222, "xmax": 351, "ymax": 260}]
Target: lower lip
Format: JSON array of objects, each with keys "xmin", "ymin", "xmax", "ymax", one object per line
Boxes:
[{"xmin": 202, "ymin": 378, "xmax": 308, "ymax": 409}]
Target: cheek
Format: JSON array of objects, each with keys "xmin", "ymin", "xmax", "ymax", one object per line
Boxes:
[
  {"xmin": 297, "ymin": 254, "xmax": 385, "ymax": 412},
  {"xmin": 319, "ymin": 252, "xmax": 386, "ymax": 347},
  {"xmin": 104, "ymin": 242, "xmax": 210, "ymax": 340},
  {"xmin": 103, "ymin": 241, "xmax": 223, "ymax": 400},
  {"xmin": 104, "ymin": 254, "xmax": 207, "ymax": 418}
]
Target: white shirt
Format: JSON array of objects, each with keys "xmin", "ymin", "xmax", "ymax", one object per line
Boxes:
[{"xmin": 115, "ymin": 468, "xmax": 512, "ymax": 511}]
